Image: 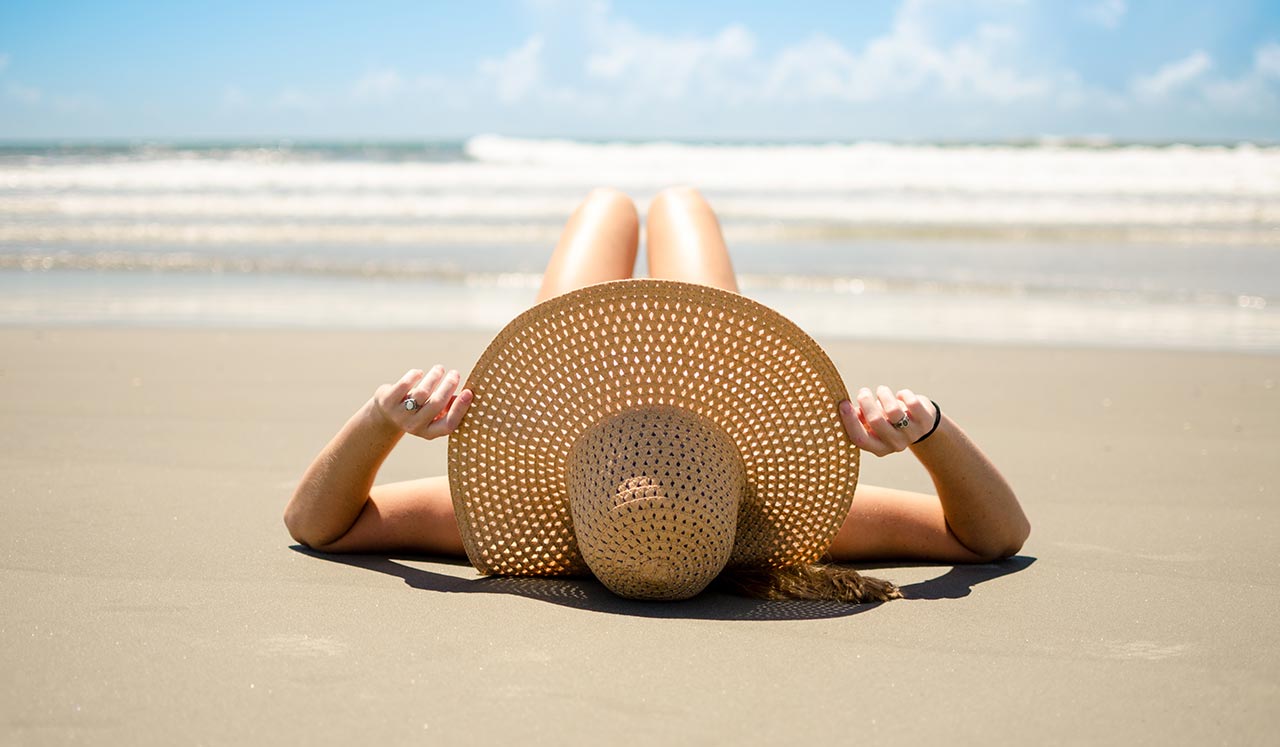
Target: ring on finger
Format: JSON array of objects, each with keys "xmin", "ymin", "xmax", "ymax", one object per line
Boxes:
[
  {"xmin": 403, "ymin": 396, "xmax": 421, "ymax": 412},
  {"xmin": 892, "ymin": 413, "xmax": 910, "ymax": 429}
]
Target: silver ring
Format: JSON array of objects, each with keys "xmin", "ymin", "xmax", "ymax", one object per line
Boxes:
[
  {"xmin": 892, "ymin": 414, "xmax": 910, "ymax": 429},
  {"xmin": 403, "ymin": 397, "xmax": 421, "ymax": 412}
]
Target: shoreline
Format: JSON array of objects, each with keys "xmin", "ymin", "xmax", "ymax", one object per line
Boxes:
[{"xmin": 3, "ymin": 268, "xmax": 1277, "ymax": 355}]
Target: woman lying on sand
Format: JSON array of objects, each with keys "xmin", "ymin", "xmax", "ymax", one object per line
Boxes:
[{"xmin": 284, "ymin": 187, "xmax": 1030, "ymax": 602}]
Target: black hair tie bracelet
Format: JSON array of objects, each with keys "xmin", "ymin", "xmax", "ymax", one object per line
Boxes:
[{"xmin": 912, "ymin": 399, "xmax": 942, "ymax": 445}]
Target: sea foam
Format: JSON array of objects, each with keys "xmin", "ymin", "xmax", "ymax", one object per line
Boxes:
[{"xmin": 1, "ymin": 136, "xmax": 1276, "ymax": 244}]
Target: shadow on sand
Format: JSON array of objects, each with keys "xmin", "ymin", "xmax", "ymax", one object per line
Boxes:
[{"xmin": 293, "ymin": 547, "xmax": 1035, "ymax": 622}]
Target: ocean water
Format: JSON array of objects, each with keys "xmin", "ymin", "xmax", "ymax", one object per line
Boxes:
[{"xmin": 1, "ymin": 136, "xmax": 1278, "ymax": 352}]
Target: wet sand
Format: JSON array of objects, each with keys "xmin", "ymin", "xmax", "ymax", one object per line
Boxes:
[{"xmin": 1, "ymin": 327, "xmax": 1277, "ymax": 744}]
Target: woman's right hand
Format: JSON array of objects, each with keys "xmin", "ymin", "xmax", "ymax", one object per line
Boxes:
[{"xmin": 371, "ymin": 366, "xmax": 473, "ymax": 440}]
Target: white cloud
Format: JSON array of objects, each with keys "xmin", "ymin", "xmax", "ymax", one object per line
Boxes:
[
  {"xmin": 1132, "ymin": 51, "xmax": 1212, "ymax": 99},
  {"xmin": 1198, "ymin": 43, "xmax": 1280, "ymax": 113},
  {"xmin": 1081, "ymin": 0, "xmax": 1127, "ymax": 30},
  {"xmin": 937, "ymin": 23, "xmax": 1053, "ymax": 101},
  {"xmin": 765, "ymin": 35, "xmax": 859, "ymax": 100},
  {"xmin": 764, "ymin": 2, "xmax": 1051, "ymax": 103},
  {"xmin": 6, "ymin": 82, "xmax": 41, "ymax": 104},
  {"xmin": 479, "ymin": 34, "xmax": 545, "ymax": 103},
  {"xmin": 1256, "ymin": 42, "xmax": 1280, "ymax": 80},
  {"xmin": 274, "ymin": 88, "xmax": 320, "ymax": 111},
  {"xmin": 168, "ymin": 1, "xmax": 1276, "ymax": 140},
  {"xmin": 300, "ymin": 1, "xmax": 1070, "ymax": 124},
  {"xmin": 1115, "ymin": 42, "xmax": 1280, "ymax": 123},
  {"xmin": 507, "ymin": 0, "xmax": 1054, "ymax": 111},
  {"xmin": 352, "ymin": 68, "xmax": 404, "ymax": 101},
  {"xmin": 3, "ymin": 77, "xmax": 98, "ymax": 114},
  {"xmin": 220, "ymin": 85, "xmax": 248, "ymax": 109},
  {"xmin": 49, "ymin": 93, "xmax": 96, "ymax": 114},
  {"xmin": 414, "ymin": 73, "xmax": 449, "ymax": 92},
  {"xmin": 1202, "ymin": 77, "xmax": 1259, "ymax": 109},
  {"xmin": 583, "ymin": 21, "xmax": 756, "ymax": 102}
]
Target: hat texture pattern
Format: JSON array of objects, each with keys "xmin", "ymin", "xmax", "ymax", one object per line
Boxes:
[
  {"xmin": 448, "ymin": 279, "xmax": 859, "ymax": 580},
  {"xmin": 567, "ymin": 404, "xmax": 745, "ymax": 600}
]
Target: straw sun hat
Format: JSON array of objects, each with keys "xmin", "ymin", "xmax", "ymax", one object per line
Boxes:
[{"xmin": 447, "ymin": 278, "xmax": 861, "ymax": 601}]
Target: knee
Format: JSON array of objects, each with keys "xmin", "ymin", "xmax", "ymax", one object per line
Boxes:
[
  {"xmin": 650, "ymin": 185, "xmax": 709, "ymax": 214},
  {"xmin": 581, "ymin": 187, "xmax": 638, "ymax": 230},
  {"xmin": 583, "ymin": 186, "xmax": 636, "ymax": 212}
]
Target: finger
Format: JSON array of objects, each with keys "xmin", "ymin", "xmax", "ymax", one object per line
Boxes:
[
  {"xmin": 389, "ymin": 368, "xmax": 425, "ymax": 401},
  {"xmin": 839, "ymin": 400, "xmax": 874, "ymax": 448},
  {"xmin": 877, "ymin": 385, "xmax": 910, "ymax": 428},
  {"xmin": 844, "ymin": 395, "xmax": 891, "ymax": 457},
  {"xmin": 860, "ymin": 387, "xmax": 908, "ymax": 451},
  {"xmin": 404, "ymin": 365, "xmax": 446, "ymax": 407},
  {"xmin": 898, "ymin": 389, "xmax": 936, "ymax": 432},
  {"xmin": 856, "ymin": 387, "xmax": 881, "ymax": 418},
  {"xmin": 423, "ymin": 389, "xmax": 474, "ymax": 439},
  {"xmin": 418, "ymin": 369, "xmax": 460, "ymax": 420}
]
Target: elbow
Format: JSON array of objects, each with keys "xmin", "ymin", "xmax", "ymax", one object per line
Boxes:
[
  {"xmin": 953, "ymin": 508, "xmax": 1030, "ymax": 563},
  {"xmin": 283, "ymin": 498, "xmax": 328, "ymax": 550},
  {"xmin": 283, "ymin": 501, "xmax": 311, "ymax": 547},
  {"xmin": 973, "ymin": 517, "xmax": 1031, "ymax": 563},
  {"xmin": 1005, "ymin": 511, "xmax": 1032, "ymax": 557},
  {"xmin": 1014, "ymin": 515, "xmax": 1031, "ymax": 553},
  {"xmin": 283, "ymin": 481, "xmax": 363, "ymax": 552}
]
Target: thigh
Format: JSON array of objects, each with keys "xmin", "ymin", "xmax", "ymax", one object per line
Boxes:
[
  {"xmin": 645, "ymin": 186, "xmax": 739, "ymax": 293},
  {"xmin": 537, "ymin": 188, "xmax": 641, "ymax": 302}
]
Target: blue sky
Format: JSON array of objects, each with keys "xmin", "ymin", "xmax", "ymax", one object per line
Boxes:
[{"xmin": 1, "ymin": 0, "xmax": 1277, "ymax": 141}]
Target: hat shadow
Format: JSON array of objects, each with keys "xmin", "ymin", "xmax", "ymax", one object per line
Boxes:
[{"xmin": 292, "ymin": 546, "xmax": 1036, "ymax": 621}]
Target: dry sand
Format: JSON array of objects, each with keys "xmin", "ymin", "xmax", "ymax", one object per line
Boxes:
[{"xmin": 1, "ymin": 327, "xmax": 1277, "ymax": 745}]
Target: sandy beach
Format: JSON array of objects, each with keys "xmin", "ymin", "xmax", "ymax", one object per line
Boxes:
[{"xmin": 2, "ymin": 326, "xmax": 1277, "ymax": 745}]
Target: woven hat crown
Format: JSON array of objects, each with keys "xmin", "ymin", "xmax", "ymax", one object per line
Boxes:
[{"xmin": 567, "ymin": 405, "xmax": 745, "ymax": 601}]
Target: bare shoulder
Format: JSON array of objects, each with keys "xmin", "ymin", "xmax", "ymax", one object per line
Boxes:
[{"xmin": 827, "ymin": 483, "xmax": 988, "ymax": 564}]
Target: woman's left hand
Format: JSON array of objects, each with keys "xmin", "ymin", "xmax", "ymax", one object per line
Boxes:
[{"xmin": 839, "ymin": 385, "xmax": 938, "ymax": 457}]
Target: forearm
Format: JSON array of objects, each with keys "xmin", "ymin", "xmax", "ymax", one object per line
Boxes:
[
  {"xmin": 909, "ymin": 413, "xmax": 1029, "ymax": 560},
  {"xmin": 284, "ymin": 398, "xmax": 404, "ymax": 548}
]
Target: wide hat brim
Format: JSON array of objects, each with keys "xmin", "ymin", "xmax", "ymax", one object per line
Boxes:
[{"xmin": 448, "ymin": 278, "xmax": 859, "ymax": 578}]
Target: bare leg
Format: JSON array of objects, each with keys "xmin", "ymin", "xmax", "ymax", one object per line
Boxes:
[
  {"xmin": 536, "ymin": 187, "xmax": 640, "ymax": 302},
  {"xmin": 645, "ymin": 185, "xmax": 739, "ymax": 293}
]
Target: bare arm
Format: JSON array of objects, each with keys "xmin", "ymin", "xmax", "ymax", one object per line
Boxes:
[
  {"xmin": 283, "ymin": 366, "xmax": 472, "ymax": 551},
  {"xmin": 832, "ymin": 386, "xmax": 1030, "ymax": 563}
]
